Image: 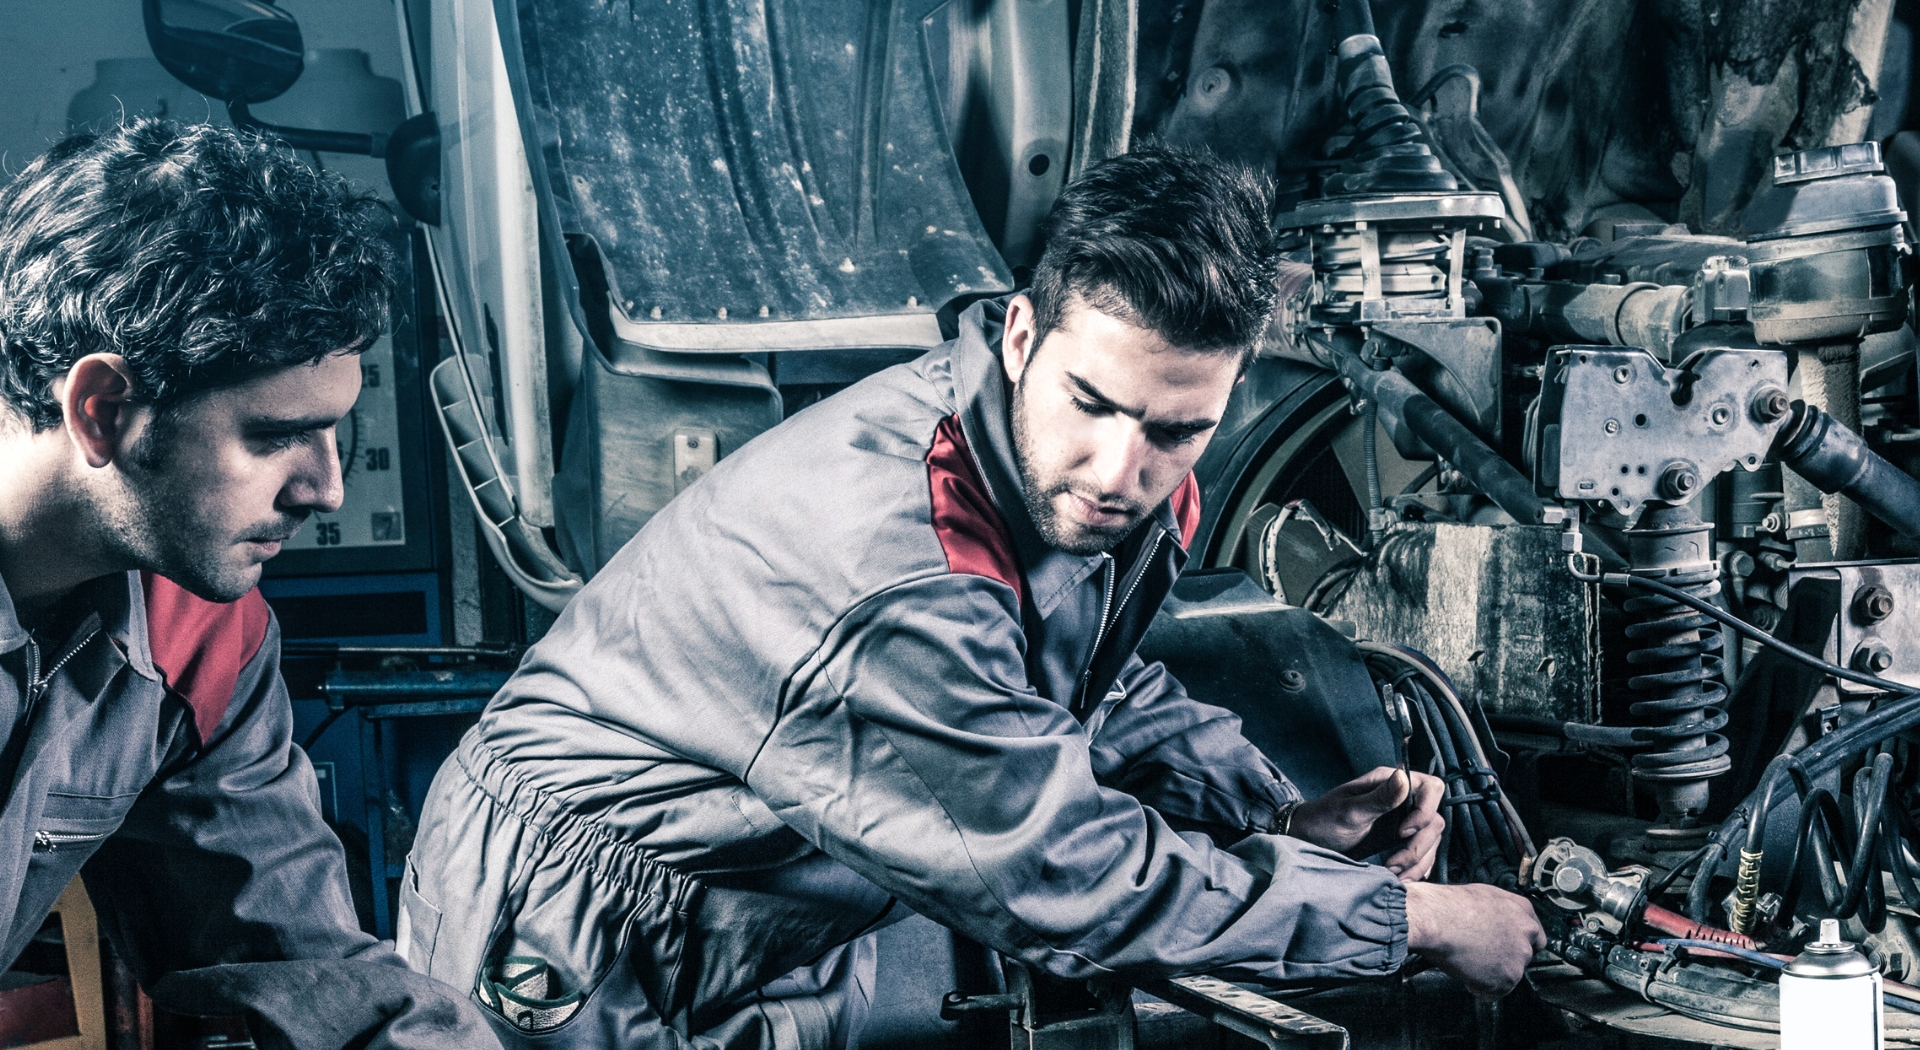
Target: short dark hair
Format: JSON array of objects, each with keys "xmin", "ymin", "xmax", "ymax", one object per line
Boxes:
[
  {"xmin": 1028, "ymin": 145, "xmax": 1279, "ymax": 362},
  {"xmin": 0, "ymin": 119, "xmax": 394, "ymax": 431}
]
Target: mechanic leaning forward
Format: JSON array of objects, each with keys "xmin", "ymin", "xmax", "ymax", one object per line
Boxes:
[
  {"xmin": 402, "ymin": 146, "xmax": 1547, "ymax": 1048},
  {"xmin": 0, "ymin": 120, "xmax": 497, "ymax": 1046}
]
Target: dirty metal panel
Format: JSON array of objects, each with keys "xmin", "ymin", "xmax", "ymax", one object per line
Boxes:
[
  {"xmin": 1817, "ymin": 560, "xmax": 1920, "ymax": 695},
  {"xmin": 1319, "ymin": 523, "xmax": 1600, "ymax": 723},
  {"xmin": 1139, "ymin": 571, "xmax": 1399, "ymax": 800},
  {"xmin": 1139, "ymin": 976, "xmax": 1348, "ymax": 1049},
  {"xmin": 1538, "ymin": 347, "xmax": 1790, "ymax": 515}
]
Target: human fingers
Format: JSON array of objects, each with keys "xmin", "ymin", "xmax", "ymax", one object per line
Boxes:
[
  {"xmin": 1397, "ymin": 772, "xmax": 1446, "ymax": 837},
  {"xmin": 1383, "ymin": 813, "xmax": 1444, "ymax": 879}
]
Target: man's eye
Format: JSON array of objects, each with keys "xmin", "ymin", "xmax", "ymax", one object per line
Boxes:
[
  {"xmin": 258, "ymin": 432, "xmax": 308, "ymax": 453},
  {"xmin": 1149, "ymin": 428, "xmax": 1203, "ymax": 450},
  {"xmin": 1071, "ymin": 397, "xmax": 1108, "ymax": 416}
]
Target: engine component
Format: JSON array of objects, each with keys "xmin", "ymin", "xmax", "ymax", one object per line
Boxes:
[
  {"xmin": 1530, "ymin": 838, "xmax": 1756, "ymax": 949},
  {"xmin": 1533, "ymin": 346, "xmax": 1790, "ymax": 516},
  {"xmin": 1743, "ymin": 144, "xmax": 1910, "ymax": 346},
  {"xmin": 1316, "ymin": 522, "xmax": 1601, "ymax": 726},
  {"xmin": 1335, "ymin": 353, "xmax": 1546, "ymax": 524}
]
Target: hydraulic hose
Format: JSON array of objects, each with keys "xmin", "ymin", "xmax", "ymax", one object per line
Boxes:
[
  {"xmin": 1777, "ymin": 400, "xmax": 1920, "ymax": 538},
  {"xmin": 1568, "ymin": 559, "xmax": 1920, "ymax": 924},
  {"xmin": 1338, "ymin": 354, "xmax": 1548, "ymax": 524}
]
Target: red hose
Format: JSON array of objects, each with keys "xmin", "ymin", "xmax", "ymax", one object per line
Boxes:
[{"xmin": 1641, "ymin": 903, "xmax": 1758, "ymax": 950}]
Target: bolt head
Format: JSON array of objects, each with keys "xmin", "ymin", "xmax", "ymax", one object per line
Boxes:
[
  {"xmin": 1659, "ymin": 463, "xmax": 1701, "ymax": 500},
  {"xmin": 1279, "ymin": 670, "xmax": 1307, "ymax": 691},
  {"xmin": 1854, "ymin": 585, "xmax": 1896, "ymax": 624},
  {"xmin": 1854, "ymin": 643, "xmax": 1896, "ymax": 674},
  {"xmin": 1751, "ymin": 386, "xmax": 1791, "ymax": 423},
  {"xmin": 1711, "ymin": 405, "xmax": 1732, "ymax": 426},
  {"xmin": 1613, "ymin": 365, "xmax": 1633, "ymax": 384},
  {"xmin": 1604, "ymin": 419, "xmax": 1621, "ymax": 435}
]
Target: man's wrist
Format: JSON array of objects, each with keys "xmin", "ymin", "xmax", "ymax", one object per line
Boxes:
[{"xmin": 1274, "ymin": 800, "xmax": 1299, "ymax": 837}]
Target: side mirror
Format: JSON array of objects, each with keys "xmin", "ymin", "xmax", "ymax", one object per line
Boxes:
[
  {"xmin": 143, "ymin": 0, "xmax": 303, "ymax": 104},
  {"xmin": 144, "ymin": 0, "xmax": 442, "ymax": 225}
]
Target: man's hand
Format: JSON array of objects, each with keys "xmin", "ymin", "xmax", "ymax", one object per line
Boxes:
[
  {"xmin": 1404, "ymin": 882, "xmax": 1546, "ymax": 1000},
  {"xmin": 1289, "ymin": 766, "xmax": 1445, "ymax": 879}
]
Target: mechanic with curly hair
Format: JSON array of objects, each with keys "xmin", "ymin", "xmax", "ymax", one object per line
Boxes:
[{"xmin": 0, "ymin": 119, "xmax": 498, "ymax": 1048}]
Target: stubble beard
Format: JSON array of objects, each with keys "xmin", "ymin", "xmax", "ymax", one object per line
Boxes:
[
  {"xmin": 102, "ymin": 425, "xmax": 300, "ymax": 602},
  {"xmin": 1009, "ymin": 376, "xmax": 1149, "ymax": 556}
]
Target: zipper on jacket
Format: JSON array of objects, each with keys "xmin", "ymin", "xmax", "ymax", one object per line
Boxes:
[
  {"xmin": 1074, "ymin": 554, "xmax": 1118, "ymax": 713},
  {"xmin": 21, "ymin": 625, "xmax": 101, "ymax": 714},
  {"xmin": 10, "ymin": 625, "xmax": 102, "ymax": 756},
  {"xmin": 32, "ymin": 829, "xmax": 107, "ymax": 853},
  {"xmin": 1073, "ymin": 529, "xmax": 1164, "ymax": 713}
]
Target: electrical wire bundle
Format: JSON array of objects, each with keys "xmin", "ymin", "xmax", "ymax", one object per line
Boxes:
[{"xmin": 1358, "ymin": 641, "xmax": 1533, "ymax": 888}]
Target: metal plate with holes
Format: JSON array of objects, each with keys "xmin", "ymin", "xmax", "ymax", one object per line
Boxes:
[{"xmin": 1536, "ymin": 346, "xmax": 1790, "ymax": 513}]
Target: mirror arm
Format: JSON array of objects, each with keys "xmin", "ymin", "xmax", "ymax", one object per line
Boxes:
[{"xmin": 228, "ymin": 100, "xmax": 389, "ymax": 158}]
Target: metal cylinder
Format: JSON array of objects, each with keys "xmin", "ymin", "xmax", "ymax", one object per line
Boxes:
[
  {"xmin": 1814, "ymin": 342, "xmax": 1866, "ymax": 558},
  {"xmin": 1780, "ymin": 919, "xmax": 1882, "ymax": 1050}
]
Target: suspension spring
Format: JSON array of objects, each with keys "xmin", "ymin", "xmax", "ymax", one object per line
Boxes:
[{"xmin": 1623, "ymin": 502, "xmax": 1731, "ymax": 831}]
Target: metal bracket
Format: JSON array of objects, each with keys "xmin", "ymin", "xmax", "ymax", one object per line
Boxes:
[{"xmin": 1140, "ymin": 975, "xmax": 1349, "ymax": 1049}]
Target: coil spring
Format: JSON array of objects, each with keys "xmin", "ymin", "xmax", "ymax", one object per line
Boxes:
[{"xmin": 1621, "ymin": 563, "xmax": 1731, "ymax": 784}]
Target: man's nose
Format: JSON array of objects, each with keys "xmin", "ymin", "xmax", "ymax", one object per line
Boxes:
[
  {"xmin": 283, "ymin": 432, "xmax": 345, "ymax": 514},
  {"xmin": 1087, "ymin": 422, "xmax": 1150, "ymax": 498}
]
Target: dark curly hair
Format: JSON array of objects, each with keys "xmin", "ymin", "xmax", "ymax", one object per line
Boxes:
[
  {"xmin": 0, "ymin": 118, "xmax": 395, "ymax": 431},
  {"xmin": 1029, "ymin": 145, "xmax": 1279, "ymax": 364}
]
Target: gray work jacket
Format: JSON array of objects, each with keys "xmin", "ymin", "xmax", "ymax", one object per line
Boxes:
[
  {"xmin": 476, "ymin": 297, "xmax": 1408, "ymax": 983},
  {"xmin": 0, "ymin": 566, "xmax": 493, "ymax": 1044}
]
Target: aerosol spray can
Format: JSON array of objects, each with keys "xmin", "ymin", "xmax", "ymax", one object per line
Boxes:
[{"xmin": 1780, "ymin": 918, "xmax": 1882, "ymax": 1050}]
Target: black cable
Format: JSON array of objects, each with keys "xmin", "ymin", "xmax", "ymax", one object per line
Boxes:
[
  {"xmin": 300, "ymin": 707, "xmax": 347, "ymax": 752},
  {"xmin": 1575, "ymin": 564, "xmax": 1917, "ymax": 694},
  {"xmin": 1643, "ymin": 843, "xmax": 1714, "ymax": 905}
]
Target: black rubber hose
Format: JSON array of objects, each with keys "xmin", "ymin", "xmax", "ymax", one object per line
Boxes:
[
  {"xmin": 1777, "ymin": 400, "xmax": 1920, "ymax": 538},
  {"xmin": 1772, "ymin": 755, "xmax": 1894, "ymax": 929},
  {"xmin": 1409, "ymin": 678, "xmax": 1516, "ymax": 884},
  {"xmin": 1420, "ymin": 676, "xmax": 1519, "ymax": 864},
  {"xmin": 1339, "ymin": 355, "xmax": 1547, "ymax": 524}
]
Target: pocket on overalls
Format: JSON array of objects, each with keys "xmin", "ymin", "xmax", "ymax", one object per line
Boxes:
[
  {"xmin": 394, "ymin": 862, "xmax": 443, "ymax": 972},
  {"xmin": 472, "ymin": 847, "xmax": 665, "ymax": 1037}
]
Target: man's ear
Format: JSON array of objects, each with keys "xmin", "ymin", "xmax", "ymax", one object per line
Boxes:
[
  {"xmin": 1001, "ymin": 293, "xmax": 1037, "ymax": 386},
  {"xmin": 57, "ymin": 354, "xmax": 140, "ymax": 469}
]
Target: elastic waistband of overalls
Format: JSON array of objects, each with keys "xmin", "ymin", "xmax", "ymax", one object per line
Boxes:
[{"xmin": 454, "ymin": 731, "xmax": 695, "ymax": 910}]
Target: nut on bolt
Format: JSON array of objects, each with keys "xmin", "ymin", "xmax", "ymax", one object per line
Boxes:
[
  {"xmin": 1750, "ymin": 385, "xmax": 1791, "ymax": 424},
  {"xmin": 1853, "ymin": 642, "xmax": 1896, "ymax": 674},
  {"xmin": 1854, "ymin": 585, "xmax": 1896, "ymax": 625},
  {"xmin": 1659, "ymin": 463, "xmax": 1701, "ymax": 501},
  {"xmin": 1279, "ymin": 669, "xmax": 1308, "ymax": 692}
]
